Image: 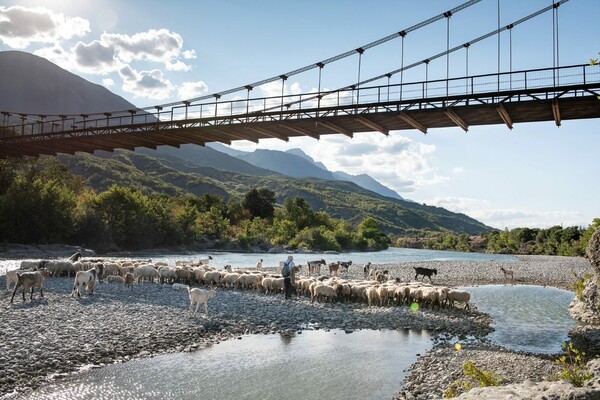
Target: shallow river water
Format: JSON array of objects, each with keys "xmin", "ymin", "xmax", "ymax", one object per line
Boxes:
[
  {"xmin": 465, "ymin": 285, "xmax": 579, "ymax": 354},
  {"xmin": 15, "ymin": 329, "xmax": 432, "ymax": 400}
]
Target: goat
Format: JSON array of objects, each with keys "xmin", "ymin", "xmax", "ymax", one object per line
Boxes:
[
  {"xmin": 71, "ymin": 268, "xmax": 98, "ymax": 297},
  {"xmin": 198, "ymin": 256, "xmax": 213, "ymax": 265},
  {"xmin": 188, "ymin": 287, "xmax": 217, "ymax": 316},
  {"xmin": 124, "ymin": 272, "xmax": 134, "ymax": 290},
  {"xmin": 328, "ymin": 262, "xmax": 341, "ymax": 277},
  {"xmin": 307, "ymin": 259, "xmax": 326, "ymax": 275},
  {"xmin": 68, "ymin": 251, "xmax": 82, "ymax": 262},
  {"xmin": 414, "ymin": 266, "xmax": 437, "ymax": 283},
  {"xmin": 363, "ymin": 262, "xmax": 372, "ymax": 278},
  {"xmin": 6, "ymin": 269, "xmax": 33, "ymax": 292},
  {"xmin": 11, "ymin": 268, "xmax": 50, "ymax": 303},
  {"xmin": 339, "ymin": 261, "xmax": 352, "ymax": 273},
  {"xmin": 500, "ymin": 267, "xmax": 515, "ymax": 284}
]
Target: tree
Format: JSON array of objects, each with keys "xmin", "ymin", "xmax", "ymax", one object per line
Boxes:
[
  {"xmin": 282, "ymin": 196, "xmax": 316, "ymax": 230},
  {"xmin": 242, "ymin": 188, "xmax": 275, "ymax": 219}
]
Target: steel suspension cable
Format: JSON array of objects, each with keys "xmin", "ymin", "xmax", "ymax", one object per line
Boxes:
[
  {"xmin": 347, "ymin": 0, "xmax": 570, "ymax": 90},
  {"xmin": 258, "ymin": 0, "xmax": 571, "ymax": 113}
]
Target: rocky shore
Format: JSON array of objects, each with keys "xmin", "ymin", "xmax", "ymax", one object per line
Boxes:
[{"xmin": 0, "ymin": 252, "xmax": 595, "ymax": 399}]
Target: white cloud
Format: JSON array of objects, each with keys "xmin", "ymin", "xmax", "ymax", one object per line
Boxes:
[
  {"xmin": 183, "ymin": 49, "xmax": 196, "ymax": 59},
  {"xmin": 73, "ymin": 39, "xmax": 117, "ymax": 72},
  {"xmin": 0, "ymin": 6, "xmax": 90, "ymax": 49},
  {"xmin": 424, "ymin": 196, "xmax": 587, "ymax": 229},
  {"xmin": 177, "ymin": 80, "xmax": 209, "ymax": 100},
  {"xmin": 102, "ymin": 78, "xmax": 115, "ymax": 87},
  {"xmin": 120, "ymin": 67, "xmax": 174, "ymax": 100},
  {"xmin": 101, "ymin": 29, "xmax": 190, "ymax": 71},
  {"xmin": 452, "ymin": 167, "xmax": 464, "ymax": 174}
]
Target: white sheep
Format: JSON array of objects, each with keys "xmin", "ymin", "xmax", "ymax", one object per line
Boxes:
[
  {"xmin": 106, "ymin": 275, "xmax": 125, "ymax": 284},
  {"xmin": 312, "ymin": 284, "xmax": 337, "ymax": 303},
  {"xmin": 270, "ymin": 277, "xmax": 285, "ymax": 294},
  {"xmin": 172, "ymin": 283, "xmax": 189, "ymax": 291},
  {"xmin": 188, "ymin": 287, "xmax": 217, "ymax": 316},
  {"xmin": 238, "ymin": 273, "xmax": 262, "ymax": 291},
  {"xmin": 203, "ymin": 270, "xmax": 222, "ymax": 286},
  {"xmin": 71, "ymin": 268, "xmax": 97, "ymax": 298},
  {"xmin": 447, "ymin": 289, "xmax": 471, "ymax": 309},
  {"xmin": 221, "ymin": 273, "xmax": 241, "ymax": 289},
  {"xmin": 133, "ymin": 264, "xmax": 159, "ymax": 283},
  {"xmin": 366, "ymin": 286, "xmax": 381, "ymax": 307},
  {"xmin": 159, "ymin": 267, "xmax": 177, "ymax": 284}
]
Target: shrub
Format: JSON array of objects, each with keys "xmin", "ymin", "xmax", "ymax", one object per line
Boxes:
[
  {"xmin": 572, "ymin": 271, "xmax": 591, "ymax": 302},
  {"xmin": 551, "ymin": 342, "xmax": 593, "ymax": 387},
  {"xmin": 444, "ymin": 359, "xmax": 502, "ymax": 398}
]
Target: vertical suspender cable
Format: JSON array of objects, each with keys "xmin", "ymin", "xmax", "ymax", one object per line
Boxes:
[
  {"xmin": 400, "ymin": 32, "xmax": 406, "ymax": 101},
  {"xmin": 316, "ymin": 63, "xmax": 324, "ymax": 110},
  {"xmin": 425, "ymin": 60, "xmax": 429, "ymax": 97},
  {"xmin": 552, "ymin": 0, "xmax": 556, "ymax": 87},
  {"xmin": 555, "ymin": 2, "xmax": 560, "ymax": 85},
  {"xmin": 355, "ymin": 48, "xmax": 364, "ymax": 112},
  {"xmin": 445, "ymin": 11, "xmax": 452, "ymax": 98},
  {"xmin": 509, "ymin": 26, "xmax": 513, "ymax": 90},
  {"xmin": 465, "ymin": 43, "xmax": 470, "ymax": 95},
  {"xmin": 497, "ymin": 0, "xmax": 501, "ymax": 92}
]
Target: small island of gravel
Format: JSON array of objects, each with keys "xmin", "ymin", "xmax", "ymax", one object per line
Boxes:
[{"xmin": 0, "ymin": 250, "xmax": 596, "ymax": 399}]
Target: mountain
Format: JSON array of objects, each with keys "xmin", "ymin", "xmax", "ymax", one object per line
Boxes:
[
  {"xmin": 333, "ymin": 171, "xmax": 403, "ymax": 200},
  {"xmin": 236, "ymin": 149, "xmax": 337, "ymax": 180},
  {"xmin": 285, "ymin": 148, "xmax": 329, "ymax": 171},
  {"xmin": 231, "ymin": 146, "xmax": 405, "ymax": 200},
  {"xmin": 0, "ymin": 50, "xmax": 492, "ymax": 236},
  {"xmin": 137, "ymin": 144, "xmax": 277, "ymax": 177},
  {"xmin": 0, "ymin": 51, "xmax": 135, "ymax": 115}
]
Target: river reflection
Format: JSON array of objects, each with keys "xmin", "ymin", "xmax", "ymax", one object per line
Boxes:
[
  {"xmin": 466, "ymin": 285, "xmax": 579, "ymax": 354},
  {"xmin": 17, "ymin": 329, "xmax": 431, "ymax": 400}
]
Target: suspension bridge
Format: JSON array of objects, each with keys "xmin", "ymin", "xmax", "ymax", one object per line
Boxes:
[{"xmin": 1, "ymin": 0, "xmax": 599, "ymax": 159}]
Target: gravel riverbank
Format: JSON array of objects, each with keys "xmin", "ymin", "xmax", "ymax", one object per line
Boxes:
[{"xmin": 0, "ymin": 253, "xmax": 594, "ymax": 398}]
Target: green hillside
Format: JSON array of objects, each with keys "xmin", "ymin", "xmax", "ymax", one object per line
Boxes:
[{"xmin": 58, "ymin": 150, "xmax": 491, "ymax": 236}]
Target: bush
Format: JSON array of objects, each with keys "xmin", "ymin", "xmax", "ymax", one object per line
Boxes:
[
  {"xmin": 444, "ymin": 360, "xmax": 502, "ymax": 398},
  {"xmin": 551, "ymin": 342, "xmax": 593, "ymax": 387},
  {"xmin": 572, "ymin": 271, "xmax": 591, "ymax": 302}
]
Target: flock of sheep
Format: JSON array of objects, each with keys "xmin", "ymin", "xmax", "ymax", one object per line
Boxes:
[{"xmin": 5, "ymin": 255, "xmax": 472, "ymax": 313}]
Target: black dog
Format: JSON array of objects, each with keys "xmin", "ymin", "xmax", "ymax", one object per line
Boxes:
[{"xmin": 413, "ymin": 266, "xmax": 437, "ymax": 283}]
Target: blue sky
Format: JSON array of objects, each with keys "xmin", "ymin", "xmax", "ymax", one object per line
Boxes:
[{"xmin": 1, "ymin": 0, "xmax": 598, "ymax": 229}]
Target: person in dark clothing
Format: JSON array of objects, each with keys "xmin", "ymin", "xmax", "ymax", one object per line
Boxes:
[{"xmin": 283, "ymin": 255, "xmax": 296, "ymax": 299}]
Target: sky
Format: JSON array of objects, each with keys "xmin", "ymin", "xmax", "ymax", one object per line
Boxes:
[{"xmin": 0, "ymin": 0, "xmax": 599, "ymax": 230}]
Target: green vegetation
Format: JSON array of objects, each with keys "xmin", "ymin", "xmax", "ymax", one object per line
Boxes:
[
  {"xmin": 572, "ymin": 271, "xmax": 592, "ymax": 302},
  {"xmin": 444, "ymin": 360, "xmax": 502, "ymax": 398},
  {"xmin": 0, "ymin": 158, "xmax": 390, "ymax": 252},
  {"xmin": 397, "ymin": 220, "xmax": 600, "ymax": 256},
  {"xmin": 57, "ymin": 150, "xmax": 491, "ymax": 237},
  {"xmin": 551, "ymin": 342, "xmax": 594, "ymax": 387}
]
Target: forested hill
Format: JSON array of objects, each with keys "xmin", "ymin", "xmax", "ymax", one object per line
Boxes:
[
  {"xmin": 58, "ymin": 150, "xmax": 491, "ymax": 236},
  {"xmin": 0, "ymin": 50, "xmax": 491, "ymax": 236}
]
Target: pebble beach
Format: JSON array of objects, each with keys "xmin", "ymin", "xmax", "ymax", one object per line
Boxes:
[{"xmin": 0, "ymin": 252, "xmax": 595, "ymax": 399}]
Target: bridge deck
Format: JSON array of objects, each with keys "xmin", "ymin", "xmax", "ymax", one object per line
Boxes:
[{"xmin": 1, "ymin": 64, "xmax": 600, "ymax": 159}]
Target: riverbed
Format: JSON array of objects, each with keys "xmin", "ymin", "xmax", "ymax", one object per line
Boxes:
[{"xmin": 0, "ymin": 250, "xmax": 593, "ymax": 399}]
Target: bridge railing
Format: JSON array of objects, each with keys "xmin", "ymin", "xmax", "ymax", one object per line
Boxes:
[{"xmin": 2, "ymin": 64, "xmax": 599, "ymax": 139}]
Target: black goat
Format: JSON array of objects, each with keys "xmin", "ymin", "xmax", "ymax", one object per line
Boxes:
[{"xmin": 413, "ymin": 266, "xmax": 437, "ymax": 283}]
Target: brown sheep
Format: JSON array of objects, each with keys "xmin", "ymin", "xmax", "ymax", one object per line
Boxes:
[{"xmin": 11, "ymin": 268, "xmax": 50, "ymax": 303}]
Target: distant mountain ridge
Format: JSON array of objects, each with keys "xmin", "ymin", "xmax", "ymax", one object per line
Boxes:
[
  {"xmin": 0, "ymin": 50, "xmax": 492, "ymax": 236},
  {"xmin": 208, "ymin": 143, "xmax": 404, "ymax": 200}
]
